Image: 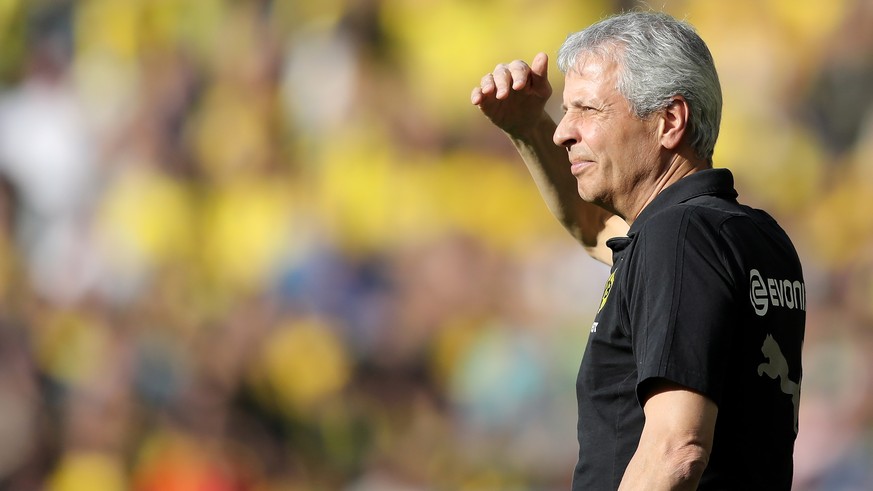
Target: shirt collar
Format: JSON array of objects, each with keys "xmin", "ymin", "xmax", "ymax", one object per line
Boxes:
[{"xmin": 627, "ymin": 168, "xmax": 738, "ymax": 238}]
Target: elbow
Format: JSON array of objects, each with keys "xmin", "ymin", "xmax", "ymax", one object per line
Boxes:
[
  {"xmin": 583, "ymin": 244, "xmax": 612, "ymax": 266},
  {"xmin": 565, "ymin": 223, "xmax": 610, "ymax": 265},
  {"xmin": 666, "ymin": 442, "xmax": 710, "ymax": 486}
]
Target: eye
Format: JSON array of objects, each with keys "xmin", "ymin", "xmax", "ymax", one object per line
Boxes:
[{"xmin": 563, "ymin": 104, "xmax": 598, "ymax": 117}]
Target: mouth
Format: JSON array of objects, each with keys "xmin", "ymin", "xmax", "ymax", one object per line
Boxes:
[{"xmin": 570, "ymin": 160, "xmax": 594, "ymax": 176}]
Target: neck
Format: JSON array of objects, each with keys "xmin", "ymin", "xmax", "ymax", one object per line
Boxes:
[{"xmin": 624, "ymin": 154, "xmax": 708, "ymax": 225}]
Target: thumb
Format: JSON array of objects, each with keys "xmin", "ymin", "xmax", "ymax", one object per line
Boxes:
[{"xmin": 531, "ymin": 52, "xmax": 549, "ymax": 79}]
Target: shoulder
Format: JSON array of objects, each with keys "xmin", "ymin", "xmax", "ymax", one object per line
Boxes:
[
  {"xmin": 636, "ymin": 201, "xmax": 739, "ymax": 246},
  {"xmin": 631, "ymin": 201, "xmax": 747, "ymax": 279}
]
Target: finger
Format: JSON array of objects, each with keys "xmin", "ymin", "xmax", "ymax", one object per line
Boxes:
[
  {"xmin": 471, "ymin": 86, "xmax": 483, "ymax": 105},
  {"xmin": 492, "ymin": 65, "xmax": 513, "ymax": 98},
  {"xmin": 507, "ymin": 60, "xmax": 532, "ymax": 90},
  {"xmin": 531, "ymin": 52, "xmax": 549, "ymax": 79},
  {"xmin": 480, "ymin": 73, "xmax": 496, "ymax": 95}
]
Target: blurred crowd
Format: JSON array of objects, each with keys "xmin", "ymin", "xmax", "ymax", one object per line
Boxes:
[{"xmin": 0, "ymin": 0, "xmax": 871, "ymax": 490}]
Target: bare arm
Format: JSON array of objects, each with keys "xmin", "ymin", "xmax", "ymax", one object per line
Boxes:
[
  {"xmin": 509, "ymin": 111, "xmax": 627, "ymax": 265},
  {"xmin": 471, "ymin": 53, "xmax": 626, "ymax": 265},
  {"xmin": 619, "ymin": 381, "xmax": 717, "ymax": 490}
]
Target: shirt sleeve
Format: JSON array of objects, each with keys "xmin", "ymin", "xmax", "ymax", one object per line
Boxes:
[{"xmin": 629, "ymin": 206, "xmax": 736, "ymax": 407}]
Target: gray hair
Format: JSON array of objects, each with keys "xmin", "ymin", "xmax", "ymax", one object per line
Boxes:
[{"xmin": 557, "ymin": 11, "xmax": 722, "ymax": 162}]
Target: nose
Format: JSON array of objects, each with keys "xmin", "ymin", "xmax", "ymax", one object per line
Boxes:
[{"xmin": 553, "ymin": 113, "xmax": 577, "ymax": 149}]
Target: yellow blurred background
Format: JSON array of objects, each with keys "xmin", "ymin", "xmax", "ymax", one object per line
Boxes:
[{"xmin": 0, "ymin": 0, "xmax": 871, "ymax": 489}]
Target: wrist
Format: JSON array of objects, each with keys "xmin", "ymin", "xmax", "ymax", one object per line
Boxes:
[{"xmin": 507, "ymin": 111, "xmax": 557, "ymax": 145}]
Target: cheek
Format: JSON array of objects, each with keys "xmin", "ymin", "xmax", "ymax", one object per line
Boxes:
[
  {"xmin": 619, "ymin": 121, "xmax": 659, "ymax": 160},
  {"xmin": 627, "ymin": 138, "xmax": 654, "ymax": 162},
  {"xmin": 580, "ymin": 122, "xmax": 610, "ymax": 155}
]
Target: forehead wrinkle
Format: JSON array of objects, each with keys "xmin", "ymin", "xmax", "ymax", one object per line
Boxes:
[{"xmin": 562, "ymin": 62, "xmax": 616, "ymax": 112}]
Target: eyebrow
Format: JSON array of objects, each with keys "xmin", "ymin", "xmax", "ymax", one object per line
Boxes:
[{"xmin": 561, "ymin": 99, "xmax": 602, "ymax": 112}]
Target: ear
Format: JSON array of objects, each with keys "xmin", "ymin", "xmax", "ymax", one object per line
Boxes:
[{"xmin": 658, "ymin": 96, "xmax": 689, "ymax": 151}]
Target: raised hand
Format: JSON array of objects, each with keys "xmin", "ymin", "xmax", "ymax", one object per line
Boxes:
[{"xmin": 471, "ymin": 52, "xmax": 553, "ymax": 137}]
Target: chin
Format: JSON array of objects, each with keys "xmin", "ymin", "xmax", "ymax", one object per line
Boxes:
[
  {"xmin": 575, "ymin": 183, "xmax": 599, "ymax": 204},
  {"xmin": 576, "ymin": 188, "xmax": 613, "ymax": 214}
]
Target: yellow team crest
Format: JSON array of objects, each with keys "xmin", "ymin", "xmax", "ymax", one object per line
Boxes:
[{"xmin": 599, "ymin": 271, "xmax": 615, "ymax": 312}]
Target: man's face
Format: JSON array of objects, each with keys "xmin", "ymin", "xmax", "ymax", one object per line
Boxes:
[{"xmin": 553, "ymin": 53, "xmax": 662, "ymax": 218}]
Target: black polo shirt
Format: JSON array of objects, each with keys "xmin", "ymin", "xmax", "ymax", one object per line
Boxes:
[{"xmin": 572, "ymin": 168, "xmax": 805, "ymax": 490}]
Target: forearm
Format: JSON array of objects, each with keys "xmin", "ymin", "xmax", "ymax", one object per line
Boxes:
[
  {"xmin": 508, "ymin": 112, "xmax": 620, "ymax": 257},
  {"xmin": 618, "ymin": 444, "xmax": 707, "ymax": 491}
]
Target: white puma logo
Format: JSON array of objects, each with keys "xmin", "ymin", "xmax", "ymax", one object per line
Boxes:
[{"xmin": 757, "ymin": 334, "xmax": 800, "ymax": 433}]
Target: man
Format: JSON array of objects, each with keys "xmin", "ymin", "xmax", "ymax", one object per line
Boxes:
[{"xmin": 471, "ymin": 11, "xmax": 805, "ymax": 490}]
